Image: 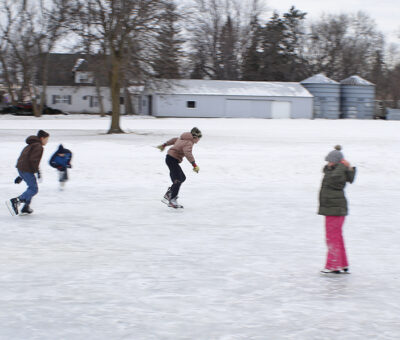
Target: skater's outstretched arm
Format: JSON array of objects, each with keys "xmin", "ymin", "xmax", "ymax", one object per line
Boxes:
[{"xmin": 157, "ymin": 137, "xmax": 178, "ymax": 151}]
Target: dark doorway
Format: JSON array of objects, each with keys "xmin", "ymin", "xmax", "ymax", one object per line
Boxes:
[{"xmin": 148, "ymin": 95, "xmax": 153, "ymax": 115}]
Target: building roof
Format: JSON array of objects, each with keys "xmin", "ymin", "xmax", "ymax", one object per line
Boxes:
[
  {"xmin": 150, "ymin": 79, "xmax": 313, "ymax": 98},
  {"xmin": 300, "ymin": 73, "xmax": 338, "ymax": 84},
  {"xmin": 36, "ymin": 53, "xmax": 109, "ymax": 87},
  {"xmin": 340, "ymin": 75, "xmax": 374, "ymax": 86}
]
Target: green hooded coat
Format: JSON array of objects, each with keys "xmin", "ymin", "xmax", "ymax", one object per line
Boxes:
[{"xmin": 318, "ymin": 163, "xmax": 356, "ymax": 216}]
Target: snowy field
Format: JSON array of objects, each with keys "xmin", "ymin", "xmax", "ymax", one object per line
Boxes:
[{"xmin": 1, "ymin": 115, "xmax": 400, "ymax": 340}]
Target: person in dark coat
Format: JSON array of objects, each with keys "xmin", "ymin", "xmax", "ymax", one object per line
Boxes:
[
  {"xmin": 49, "ymin": 144, "xmax": 72, "ymax": 189},
  {"xmin": 318, "ymin": 145, "xmax": 356, "ymax": 274},
  {"xmin": 7, "ymin": 130, "xmax": 50, "ymax": 215}
]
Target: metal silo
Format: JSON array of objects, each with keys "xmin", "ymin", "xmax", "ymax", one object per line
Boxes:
[
  {"xmin": 340, "ymin": 75, "xmax": 375, "ymax": 119},
  {"xmin": 301, "ymin": 73, "xmax": 340, "ymax": 119}
]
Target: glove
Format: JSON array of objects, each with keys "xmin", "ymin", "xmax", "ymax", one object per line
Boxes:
[
  {"xmin": 14, "ymin": 176, "xmax": 22, "ymax": 184},
  {"xmin": 193, "ymin": 165, "xmax": 200, "ymax": 173},
  {"xmin": 157, "ymin": 144, "xmax": 166, "ymax": 152},
  {"xmin": 37, "ymin": 171, "xmax": 43, "ymax": 182}
]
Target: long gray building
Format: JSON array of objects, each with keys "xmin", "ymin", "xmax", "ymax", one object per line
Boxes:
[{"xmin": 140, "ymin": 79, "xmax": 313, "ymax": 119}]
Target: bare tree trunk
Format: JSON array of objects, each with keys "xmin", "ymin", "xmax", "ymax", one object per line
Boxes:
[
  {"xmin": 108, "ymin": 53, "xmax": 123, "ymax": 133},
  {"xmin": 95, "ymin": 77, "xmax": 105, "ymax": 117},
  {"xmin": 0, "ymin": 54, "xmax": 17, "ymax": 105},
  {"xmin": 124, "ymin": 86, "xmax": 134, "ymax": 115}
]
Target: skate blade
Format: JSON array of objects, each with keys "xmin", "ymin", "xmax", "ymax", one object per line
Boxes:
[
  {"xmin": 5, "ymin": 201, "xmax": 17, "ymax": 216},
  {"xmin": 320, "ymin": 271, "xmax": 350, "ymax": 276}
]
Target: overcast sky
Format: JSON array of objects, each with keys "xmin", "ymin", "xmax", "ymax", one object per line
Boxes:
[{"xmin": 266, "ymin": 0, "xmax": 399, "ymax": 45}]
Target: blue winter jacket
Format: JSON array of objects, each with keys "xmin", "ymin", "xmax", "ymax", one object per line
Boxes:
[{"xmin": 49, "ymin": 144, "xmax": 72, "ymax": 170}]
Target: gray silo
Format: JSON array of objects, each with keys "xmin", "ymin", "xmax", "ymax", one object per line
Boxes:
[
  {"xmin": 300, "ymin": 73, "xmax": 341, "ymax": 119},
  {"xmin": 340, "ymin": 75, "xmax": 375, "ymax": 119}
]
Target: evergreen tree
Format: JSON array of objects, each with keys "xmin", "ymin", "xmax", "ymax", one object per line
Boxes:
[
  {"xmin": 218, "ymin": 16, "xmax": 239, "ymax": 79},
  {"xmin": 241, "ymin": 16, "xmax": 262, "ymax": 80},
  {"xmin": 152, "ymin": 1, "xmax": 182, "ymax": 79},
  {"xmin": 259, "ymin": 12, "xmax": 286, "ymax": 80},
  {"xmin": 281, "ymin": 6, "xmax": 308, "ymax": 81}
]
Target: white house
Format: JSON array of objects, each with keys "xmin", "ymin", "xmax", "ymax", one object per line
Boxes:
[
  {"xmin": 37, "ymin": 54, "xmax": 126, "ymax": 114},
  {"xmin": 140, "ymin": 79, "xmax": 313, "ymax": 119}
]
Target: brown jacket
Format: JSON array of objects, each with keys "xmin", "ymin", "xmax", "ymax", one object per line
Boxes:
[
  {"xmin": 166, "ymin": 132, "xmax": 196, "ymax": 164},
  {"xmin": 16, "ymin": 136, "xmax": 44, "ymax": 173}
]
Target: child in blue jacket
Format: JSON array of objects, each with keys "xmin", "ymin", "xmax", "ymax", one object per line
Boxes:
[{"xmin": 49, "ymin": 144, "xmax": 72, "ymax": 188}]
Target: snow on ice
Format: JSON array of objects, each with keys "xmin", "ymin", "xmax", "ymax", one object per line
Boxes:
[{"xmin": 0, "ymin": 115, "xmax": 400, "ymax": 339}]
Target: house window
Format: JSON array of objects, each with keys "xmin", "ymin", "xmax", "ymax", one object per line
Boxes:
[
  {"xmin": 187, "ymin": 101, "xmax": 196, "ymax": 108},
  {"xmin": 120, "ymin": 97, "xmax": 124, "ymax": 105},
  {"xmin": 52, "ymin": 95, "xmax": 72, "ymax": 105},
  {"xmin": 90, "ymin": 96, "xmax": 102, "ymax": 108},
  {"xmin": 75, "ymin": 71, "xmax": 94, "ymax": 84}
]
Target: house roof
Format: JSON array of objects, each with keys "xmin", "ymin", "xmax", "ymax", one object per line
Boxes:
[
  {"xmin": 340, "ymin": 75, "xmax": 374, "ymax": 86},
  {"xmin": 301, "ymin": 73, "xmax": 339, "ymax": 84},
  {"xmin": 150, "ymin": 79, "xmax": 313, "ymax": 98},
  {"xmin": 36, "ymin": 53, "xmax": 109, "ymax": 87}
]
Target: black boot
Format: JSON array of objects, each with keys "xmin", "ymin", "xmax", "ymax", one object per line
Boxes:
[
  {"xmin": 9, "ymin": 197, "xmax": 20, "ymax": 215},
  {"xmin": 21, "ymin": 204, "xmax": 33, "ymax": 214}
]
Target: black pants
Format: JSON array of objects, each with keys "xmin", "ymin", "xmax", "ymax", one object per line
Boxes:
[
  {"xmin": 166, "ymin": 155, "xmax": 186, "ymax": 199},
  {"xmin": 59, "ymin": 168, "xmax": 68, "ymax": 182}
]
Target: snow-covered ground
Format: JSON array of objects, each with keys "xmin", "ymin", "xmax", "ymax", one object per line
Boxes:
[{"xmin": 1, "ymin": 115, "xmax": 400, "ymax": 340}]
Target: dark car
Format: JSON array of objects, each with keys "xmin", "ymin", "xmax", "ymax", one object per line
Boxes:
[{"xmin": 0, "ymin": 103, "xmax": 66, "ymax": 115}]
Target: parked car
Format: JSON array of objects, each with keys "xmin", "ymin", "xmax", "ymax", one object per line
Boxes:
[{"xmin": 0, "ymin": 103, "xmax": 66, "ymax": 115}]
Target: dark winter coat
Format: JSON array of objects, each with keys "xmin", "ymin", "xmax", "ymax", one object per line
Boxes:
[
  {"xmin": 49, "ymin": 144, "xmax": 72, "ymax": 171},
  {"xmin": 318, "ymin": 163, "xmax": 356, "ymax": 216},
  {"xmin": 16, "ymin": 136, "xmax": 44, "ymax": 173}
]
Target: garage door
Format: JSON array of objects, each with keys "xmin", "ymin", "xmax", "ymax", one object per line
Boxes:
[
  {"xmin": 225, "ymin": 99, "xmax": 271, "ymax": 118},
  {"xmin": 271, "ymin": 101, "xmax": 291, "ymax": 119}
]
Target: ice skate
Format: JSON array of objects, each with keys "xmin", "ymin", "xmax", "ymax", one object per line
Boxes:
[
  {"xmin": 20, "ymin": 204, "xmax": 33, "ymax": 215},
  {"xmin": 161, "ymin": 187, "xmax": 171, "ymax": 204},
  {"xmin": 320, "ymin": 268, "xmax": 349, "ymax": 275},
  {"xmin": 6, "ymin": 197, "xmax": 20, "ymax": 216},
  {"xmin": 168, "ymin": 197, "xmax": 183, "ymax": 209}
]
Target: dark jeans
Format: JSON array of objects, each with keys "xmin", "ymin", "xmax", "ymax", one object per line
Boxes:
[
  {"xmin": 166, "ymin": 155, "xmax": 186, "ymax": 199},
  {"xmin": 18, "ymin": 170, "xmax": 38, "ymax": 204},
  {"xmin": 59, "ymin": 169, "xmax": 68, "ymax": 182}
]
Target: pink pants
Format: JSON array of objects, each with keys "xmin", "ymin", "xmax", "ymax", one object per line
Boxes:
[{"xmin": 325, "ymin": 216, "xmax": 348, "ymax": 270}]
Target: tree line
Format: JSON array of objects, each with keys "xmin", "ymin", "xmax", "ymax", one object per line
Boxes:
[{"xmin": 0, "ymin": 0, "xmax": 399, "ymax": 132}]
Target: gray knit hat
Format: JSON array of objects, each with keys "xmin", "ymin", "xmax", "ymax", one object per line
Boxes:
[{"xmin": 325, "ymin": 145, "xmax": 344, "ymax": 163}]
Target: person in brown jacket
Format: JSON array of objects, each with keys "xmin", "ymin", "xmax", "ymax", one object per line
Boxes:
[
  {"xmin": 7, "ymin": 130, "xmax": 50, "ymax": 215},
  {"xmin": 157, "ymin": 127, "xmax": 202, "ymax": 208}
]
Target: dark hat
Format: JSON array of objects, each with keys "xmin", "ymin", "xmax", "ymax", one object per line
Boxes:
[
  {"xmin": 37, "ymin": 130, "xmax": 49, "ymax": 138},
  {"xmin": 191, "ymin": 127, "xmax": 202, "ymax": 138},
  {"xmin": 325, "ymin": 145, "xmax": 344, "ymax": 163}
]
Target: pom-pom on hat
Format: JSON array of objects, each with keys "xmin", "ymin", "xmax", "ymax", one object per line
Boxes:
[{"xmin": 325, "ymin": 145, "xmax": 344, "ymax": 163}]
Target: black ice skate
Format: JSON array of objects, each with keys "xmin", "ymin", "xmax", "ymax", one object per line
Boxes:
[
  {"xmin": 6, "ymin": 197, "xmax": 20, "ymax": 216},
  {"xmin": 20, "ymin": 204, "xmax": 33, "ymax": 215}
]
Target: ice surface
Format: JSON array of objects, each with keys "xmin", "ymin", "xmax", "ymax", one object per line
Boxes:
[{"xmin": 1, "ymin": 115, "xmax": 400, "ymax": 339}]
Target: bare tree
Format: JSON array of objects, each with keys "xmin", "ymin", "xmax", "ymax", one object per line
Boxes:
[
  {"xmin": 307, "ymin": 12, "xmax": 384, "ymax": 80},
  {"xmin": 0, "ymin": 0, "xmax": 70, "ymax": 116},
  {"xmin": 69, "ymin": 0, "xmax": 165, "ymax": 134},
  {"xmin": 184, "ymin": 0, "xmax": 265, "ymax": 79}
]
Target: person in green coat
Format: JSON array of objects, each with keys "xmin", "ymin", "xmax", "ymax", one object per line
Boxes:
[{"xmin": 318, "ymin": 145, "xmax": 356, "ymax": 274}]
